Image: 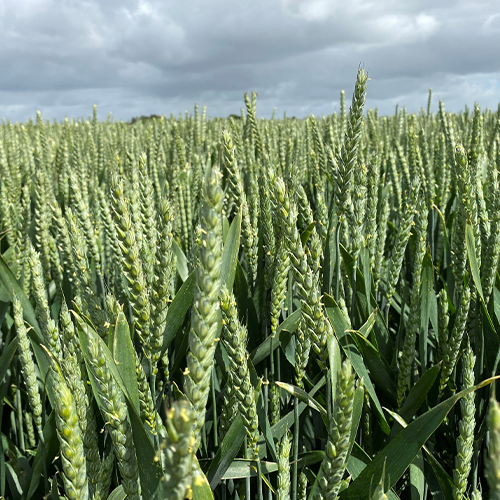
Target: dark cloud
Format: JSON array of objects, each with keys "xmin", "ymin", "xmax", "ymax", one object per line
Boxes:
[{"xmin": 0, "ymin": 0, "xmax": 499, "ymax": 122}]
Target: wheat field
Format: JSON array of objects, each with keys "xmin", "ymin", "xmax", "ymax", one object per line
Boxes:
[{"xmin": 1, "ymin": 69, "xmax": 500, "ymax": 499}]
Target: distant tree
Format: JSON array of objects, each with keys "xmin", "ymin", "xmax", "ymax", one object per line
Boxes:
[{"xmin": 130, "ymin": 114, "xmax": 163, "ymax": 124}]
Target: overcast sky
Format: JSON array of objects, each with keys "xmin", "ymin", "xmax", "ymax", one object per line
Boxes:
[{"xmin": 0, "ymin": 0, "xmax": 499, "ymax": 122}]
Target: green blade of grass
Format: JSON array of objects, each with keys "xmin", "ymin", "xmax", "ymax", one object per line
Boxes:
[
  {"xmin": 276, "ymin": 381, "xmax": 327, "ymax": 421},
  {"xmin": 357, "ymin": 309, "xmax": 377, "ymax": 338},
  {"xmin": 300, "ymin": 221, "xmax": 317, "ymax": 247},
  {"xmin": 385, "ymin": 409, "xmax": 454, "ymax": 500},
  {"xmin": 172, "ymin": 239, "xmax": 189, "ymax": 282},
  {"xmin": 347, "ymin": 443, "xmax": 401, "ymax": 500},
  {"xmin": 250, "ymin": 308, "xmax": 301, "ymax": 365},
  {"xmin": 221, "ymin": 460, "xmax": 278, "ymax": 479},
  {"xmin": 419, "ymin": 251, "xmax": 433, "ymax": 374},
  {"xmin": 466, "ymin": 222, "xmax": 496, "ymax": 332},
  {"xmin": 112, "ymin": 311, "xmax": 140, "ymax": 413},
  {"xmin": 256, "ymin": 386, "xmax": 278, "ymax": 463},
  {"xmin": 400, "ymin": 362, "xmax": 441, "ymax": 422},
  {"xmin": 325, "ymin": 294, "xmax": 390, "ymax": 434},
  {"xmin": 0, "ymin": 337, "xmax": 18, "ymax": 385},
  {"xmin": 409, "ymin": 451, "xmax": 425, "ymax": 500},
  {"xmin": 160, "ymin": 270, "xmax": 195, "ymax": 357},
  {"xmin": 207, "ymin": 413, "xmax": 246, "ymax": 488},
  {"xmin": 107, "ymin": 485, "xmax": 126, "ymax": 500},
  {"xmin": 220, "ymin": 208, "xmax": 241, "ymax": 292},
  {"xmin": 352, "ymin": 332, "xmax": 397, "ymax": 402},
  {"xmin": 192, "ymin": 456, "xmax": 214, "ymax": 500},
  {"xmin": 341, "ymin": 375, "xmax": 500, "ymax": 499},
  {"xmin": 349, "ymin": 385, "xmax": 365, "ymax": 457}
]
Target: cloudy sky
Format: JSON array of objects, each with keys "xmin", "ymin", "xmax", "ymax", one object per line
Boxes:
[{"xmin": 0, "ymin": 0, "xmax": 498, "ymax": 122}]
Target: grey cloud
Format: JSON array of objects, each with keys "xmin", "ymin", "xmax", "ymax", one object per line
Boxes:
[{"xmin": 0, "ymin": 0, "xmax": 499, "ymax": 122}]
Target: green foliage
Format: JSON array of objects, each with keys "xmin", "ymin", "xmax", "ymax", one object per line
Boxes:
[{"xmin": 1, "ymin": 73, "xmax": 500, "ymax": 500}]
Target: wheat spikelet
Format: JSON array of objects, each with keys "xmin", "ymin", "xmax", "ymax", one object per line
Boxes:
[{"xmin": 183, "ymin": 166, "xmax": 223, "ymax": 451}]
